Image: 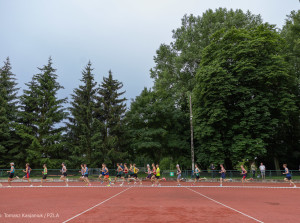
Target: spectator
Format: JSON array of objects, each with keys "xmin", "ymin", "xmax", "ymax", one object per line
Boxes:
[
  {"xmin": 210, "ymin": 163, "xmax": 215, "ymax": 178},
  {"xmin": 251, "ymin": 162, "xmax": 257, "ymax": 178},
  {"xmin": 259, "ymin": 163, "xmax": 266, "ymax": 179}
]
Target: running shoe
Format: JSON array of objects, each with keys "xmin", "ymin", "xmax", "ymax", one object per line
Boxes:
[
  {"xmin": 162, "ymin": 177, "xmax": 166, "ymax": 181},
  {"xmin": 106, "ymin": 184, "xmax": 111, "ymax": 187},
  {"xmin": 16, "ymin": 176, "xmax": 19, "ymax": 179}
]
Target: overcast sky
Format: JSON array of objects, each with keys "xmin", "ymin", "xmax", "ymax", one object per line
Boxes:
[{"xmin": 0, "ymin": 0, "xmax": 299, "ymax": 105}]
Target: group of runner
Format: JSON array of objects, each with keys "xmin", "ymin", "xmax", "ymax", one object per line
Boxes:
[
  {"xmin": 0, "ymin": 162, "xmax": 296, "ymax": 187},
  {"xmin": 219, "ymin": 164, "xmax": 296, "ymax": 187}
]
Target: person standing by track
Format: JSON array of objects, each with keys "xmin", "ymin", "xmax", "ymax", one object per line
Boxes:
[
  {"xmin": 251, "ymin": 162, "xmax": 257, "ymax": 179},
  {"xmin": 259, "ymin": 163, "xmax": 266, "ymax": 180},
  {"xmin": 176, "ymin": 164, "xmax": 182, "ymax": 186}
]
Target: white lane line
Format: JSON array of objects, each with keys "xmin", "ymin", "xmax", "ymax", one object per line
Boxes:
[
  {"xmin": 62, "ymin": 187, "xmax": 131, "ymax": 223},
  {"xmin": 186, "ymin": 187, "xmax": 264, "ymax": 223}
]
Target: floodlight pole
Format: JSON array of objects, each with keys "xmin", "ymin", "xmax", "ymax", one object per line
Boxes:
[{"xmin": 189, "ymin": 94, "xmax": 195, "ymax": 172}]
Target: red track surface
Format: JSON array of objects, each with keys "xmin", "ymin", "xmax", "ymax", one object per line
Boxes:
[{"xmin": 0, "ymin": 181, "xmax": 299, "ymax": 223}]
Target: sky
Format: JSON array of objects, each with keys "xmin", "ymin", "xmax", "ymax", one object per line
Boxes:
[{"xmin": 0, "ymin": 0, "xmax": 299, "ymax": 106}]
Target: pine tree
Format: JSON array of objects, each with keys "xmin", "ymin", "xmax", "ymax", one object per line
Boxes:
[
  {"xmin": 96, "ymin": 70, "xmax": 127, "ymax": 165},
  {"xmin": 67, "ymin": 61, "xmax": 102, "ymax": 166},
  {"xmin": 17, "ymin": 58, "xmax": 67, "ymax": 168},
  {"xmin": 0, "ymin": 58, "xmax": 20, "ymax": 168}
]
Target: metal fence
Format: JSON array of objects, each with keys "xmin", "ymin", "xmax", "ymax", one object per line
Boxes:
[{"xmin": 1, "ymin": 169, "xmax": 300, "ymax": 179}]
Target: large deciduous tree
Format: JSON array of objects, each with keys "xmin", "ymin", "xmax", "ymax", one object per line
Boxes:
[
  {"xmin": 125, "ymin": 88, "xmax": 190, "ymax": 166},
  {"xmin": 193, "ymin": 25, "xmax": 299, "ymax": 169}
]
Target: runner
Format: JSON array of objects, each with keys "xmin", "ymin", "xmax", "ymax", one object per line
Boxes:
[
  {"xmin": 40, "ymin": 164, "xmax": 53, "ymax": 186},
  {"xmin": 79, "ymin": 164, "xmax": 86, "ymax": 183},
  {"xmin": 219, "ymin": 164, "xmax": 231, "ymax": 186},
  {"xmin": 22, "ymin": 163, "xmax": 33, "ymax": 186},
  {"xmin": 7, "ymin": 162, "xmax": 19, "ymax": 186},
  {"xmin": 155, "ymin": 164, "xmax": 165, "ymax": 186},
  {"xmin": 113, "ymin": 163, "xmax": 124, "ymax": 185},
  {"xmin": 83, "ymin": 164, "xmax": 91, "ymax": 186},
  {"xmin": 133, "ymin": 164, "xmax": 142, "ymax": 185},
  {"xmin": 283, "ymin": 164, "xmax": 296, "ymax": 187},
  {"xmin": 127, "ymin": 163, "xmax": 136, "ymax": 184},
  {"xmin": 121, "ymin": 163, "xmax": 129, "ymax": 186},
  {"xmin": 99, "ymin": 165, "xmax": 105, "ymax": 184},
  {"xmin": 192, "ymin": 164, "xmax": 206, "ymax": 185},
  {"xmin": 151, "ymin": 163, "xmax": 156, "ymax": 186},
  {"xmin": 241, "ymin": 165, "xmax": 253, "ymax": 184},
  {"xmin": 145, "ymin": 164, "xmax": 152, "ymax": 181},
  {"xmin": 102, "ymin": 163, "xmax": 111, "ymax": 186},
  {"xmin": 176, "ymin": 164, "xmax": 182, "ymax": 186},
  {"xmin": 60, "ymin": 163, "xmax": 68, "ymax": 186}
]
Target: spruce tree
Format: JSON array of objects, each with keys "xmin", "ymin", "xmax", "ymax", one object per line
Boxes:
[
  {"xmin": 67, "ymin": 61, "xmax": 102, "ymax": 166},
  {"xmin": 0, "ymin": 58, "xmax": 20, "ymax": 168},
  {"xmin": 17, "ymin": 58, "xmax": 67, "ymax": 168},
  {"xmin": 96, "ymin": 70, "xmax": 127, "ymax": 165}
]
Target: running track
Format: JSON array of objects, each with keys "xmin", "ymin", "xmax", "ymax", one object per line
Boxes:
[{"xmin": 0, "ymin": 182, "xmax": 299, "ymax": 223}]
